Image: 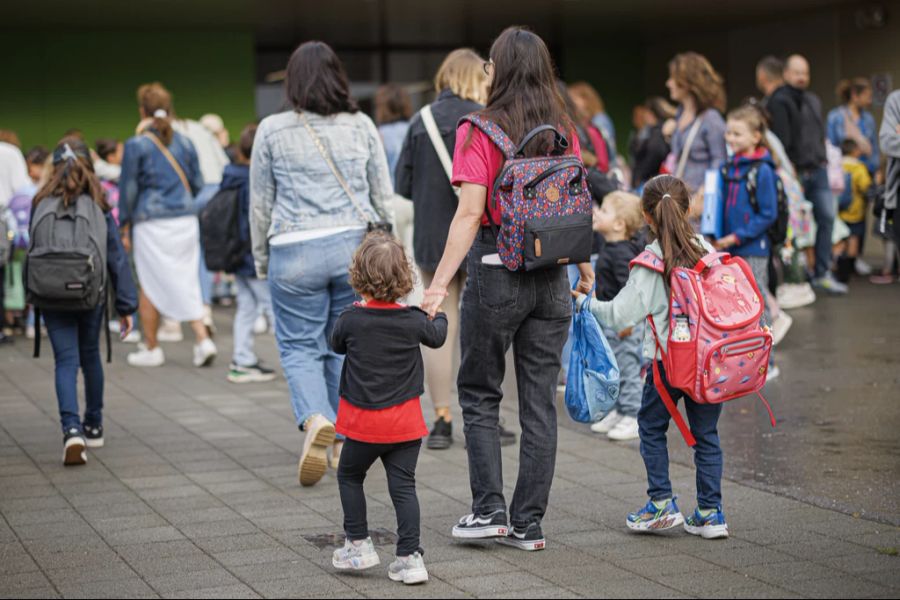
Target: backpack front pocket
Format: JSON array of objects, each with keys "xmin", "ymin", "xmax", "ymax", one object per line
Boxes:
[
  {"xmin": 522, "ymin": 213, "xmax": 592, "ymax": 271},
  {"xmin": 27, "ymin": 250, "xmax": 95, "ymax": 305},
  {"xmin": 701, "ymin": 332, "xmax": 772, "ymax": 404}
]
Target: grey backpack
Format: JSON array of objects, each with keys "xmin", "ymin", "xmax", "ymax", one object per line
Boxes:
[{"xmin": 26, "ymin": 194, "xmax": 108, "ymax": 311}]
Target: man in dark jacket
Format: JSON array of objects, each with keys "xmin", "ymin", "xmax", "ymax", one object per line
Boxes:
[{"xmin": 766, "ymin": 54, "xmax": 847, "ymax": 295}]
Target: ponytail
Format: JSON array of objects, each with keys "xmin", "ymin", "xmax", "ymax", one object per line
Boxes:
[
  {"xmin": 33, "ymin": 137, "xmax": 109, "ymax": 211},
  {"xmin": 641, "ymin": 175, "xmax": 705, "ymax": 282},
  {"xmin": 137, "ymin": 82, "xmax": 175, "ymax": 145}
]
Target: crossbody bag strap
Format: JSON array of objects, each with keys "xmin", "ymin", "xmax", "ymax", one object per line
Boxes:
[
  {"xmin": 675, "ymin": 117, "xmax": 703, "ymax": 179},
  {"xmin": 421, "ymin": 105, "xmax": 460, "ymax": 198},
  {"xmin": 144, "ymin": 132, "xmax": 191, "ymax": 194},
  {"xmin": 299, "ymin": 112, "xmax": 371, "ymax": 225}
]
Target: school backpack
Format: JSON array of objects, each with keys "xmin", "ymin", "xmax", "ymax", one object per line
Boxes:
[
  {"xmin": 26, "ymin": 194, "xmax": 108, "ymax": 312},
  {"xmin": 721, "ymin": 160, "xmax": 789, "ymax": 247},
  {"xmin": 461, "ymin": 115, "xmax": 593, "ymax": 271},
  {"xmin": 630, "ymin": 250, "xmax": 776, "ymax": 447},
  {"xmin": 198, "ymin": 186, "xmax": 249, "ymax": 273},
  {"xmin": 8, "ymin": 192, "xmax": 33, "ymax": 251}
]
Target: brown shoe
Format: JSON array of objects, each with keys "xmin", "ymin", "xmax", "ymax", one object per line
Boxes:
[{"xmin": 298, "ymin": 415, "xmax": 335, "ymax": 486}]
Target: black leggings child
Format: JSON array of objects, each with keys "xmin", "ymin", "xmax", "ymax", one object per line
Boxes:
[{"xmin": 337, "ymin": 438, "xmax": 422, "ymax": 557}]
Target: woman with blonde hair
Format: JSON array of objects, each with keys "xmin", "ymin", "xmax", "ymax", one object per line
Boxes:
[
  {"xmin": 119, "ymin": 82, "xmax": 217, "ymax": 368},
  {"xmin": 664, "ymin": 52, "xmax": 727, "ymax": 201},
  {"xmin": 396, "ymin": 48, "xmax": 516, "ymax": 451}
]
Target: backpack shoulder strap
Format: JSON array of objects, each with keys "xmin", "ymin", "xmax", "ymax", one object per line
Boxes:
[
  {"xmin": 629, "ymin": 249, "xmax": 665, "ymax": 273},
  {"xmin": 460, "ymin": 114, "xmax": 517, "ymax": 160},
  {"xmin": 746, "ymin": 163, "xmax": 760, "ymax": 213}
]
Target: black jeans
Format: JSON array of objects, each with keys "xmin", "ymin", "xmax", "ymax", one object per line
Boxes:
[
  {"xmin": 337, "ymin": 438, "xmax": 422, "ymax": 556},
  {"xmin": 458, "ymin": 231, "xmax": 572, "ymax": 529}
]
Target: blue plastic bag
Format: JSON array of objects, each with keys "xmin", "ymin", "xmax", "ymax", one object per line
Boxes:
[{"xmin": 565, "ymin": 293, "xmax": 620, "ymax": 423}]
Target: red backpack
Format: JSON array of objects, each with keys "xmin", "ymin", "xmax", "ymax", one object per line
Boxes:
[{"xmin": 630, "ymin": 250, "xmax": 776, "ymax": 446}]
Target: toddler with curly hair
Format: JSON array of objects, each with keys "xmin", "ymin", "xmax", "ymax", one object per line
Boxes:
[{"xmin": 329, "ymin": 233, "xmax": 447, "ymax": 584}]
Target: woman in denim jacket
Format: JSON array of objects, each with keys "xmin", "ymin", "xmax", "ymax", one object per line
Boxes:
[
  {"xmin": 118, "ymin": 82, "xmax": 218, "ymax": 369},
  {"xmin": 250, "ymin": 41, "xmax": 393, "ymax": 487}
]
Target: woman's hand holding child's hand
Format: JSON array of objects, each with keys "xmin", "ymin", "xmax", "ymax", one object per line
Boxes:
[{"xmin": 421, "ymin": 287, "xmax": 449, "ymax": 319}]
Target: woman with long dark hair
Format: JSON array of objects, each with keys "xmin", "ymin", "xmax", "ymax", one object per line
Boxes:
[
  {"xmin": 420, "ymin": 27, "xmax": 593, "ymax": 551},
  {"xmin": 30, "ymin": 137, "xmax": 137, "ymax": 465},
  {"xmin": 250, "ymin": 41, "xmax": 393, "ymax": 487}
]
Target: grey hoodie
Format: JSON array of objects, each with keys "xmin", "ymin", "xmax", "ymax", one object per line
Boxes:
[
  {"xmin": 581, "ymin": 235, "xmax": 714, "ymax": 360},
  {"xmin": 880, "ymin": 90, "xmax": 900, "ymax": 210}
]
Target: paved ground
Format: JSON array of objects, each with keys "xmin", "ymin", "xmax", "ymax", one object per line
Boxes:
[{"xmin": 1, "ymin": 278, "xmax": 899, "ymax": 598}]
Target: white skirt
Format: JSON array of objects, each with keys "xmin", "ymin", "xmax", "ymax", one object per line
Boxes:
[{"xmin": 133, "ymin": 216, "xmax": 205, "ymax": 322}]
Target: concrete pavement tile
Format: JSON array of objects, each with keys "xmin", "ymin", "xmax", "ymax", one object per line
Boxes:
[
  {"xmin": 252, "ymin": 574, "xmax": 373, "ymax": 599},
  {"xmin": 160, "ymin": 584, "xmax": 262, "ymax": 599},
  {"xmin": 858, "ymin": 569, "xmax": 900, "ymax": 589},
  {"xmin": 114, "ymin": 540, "xmax": 205, "ymax": 562},
  {"xmin": 45, "ymin": 559, "xmax": 138, "ymax": 586},
  {"xmin": 144, "ymin": 568, "xmax": 242, "ymax": 594},
  {"xmin": 226, "ymin": 558, "xmax": 323, "ymax": 584},
  {"xmin": 447, "ymin": 571, "xmax": 553, "ymax": 595},
  {"xmin": 90, "ymin": 514, "xmax": 170, "ymax": 533},
  {"xmin": 0, "ymin": 571, "xmax": 53, "ymax": 594},
  {"xmin": 479, "ymin": 588, "xmax": 582, "ymax": 599},
  {"xmin": 180, "ymin": 519, "xmax": 260, "ymax": 539},
  {"xmin": 779, "ymin": 574, "xmax": 894, "ymax": 598},
  {"xmin": 565, "ymin": 577, "xmax": 687, "ymax": 599},
  {"xmin": 161, "ymin": 507, "xmax": 241, "ymax": 526},
  {"xmin": 193, "ymin": 533, "xmax": 283, "ymax": 554},
  {"xmin": 5, "ymin": 508, "xmax": 80, "ymax": 527},
  {"xmin": 768, "ymin": 537, "xmax": 873, "ymax": 559},
  {"xmin": 0, "ymin": 552, "xmax": 39, "ymax": 575},
  {"xmin": 817, "ymin": 551, "xmax": 900, "ymax": 574},
  {"xmin": 0, "ymin": 495, "xmax": 70, "ymax": 513},
  {"xmin": 54, "ymin": 577, "xmax": 158, "ymax": 599},
  {"xmin": 104, "ymin": 525, "xmax": 186, "ymax": 546},
  {"xmin": 13, "ymin": 518, "xmax": 95, "ymax": 541},
  {"xmin": 0, "ymin": 586, "xmax": 60, "ymax": 598},
  {"xmin": 128, "ymin": 554, "xmax": 223, "ymax": 578},
  {"xmin": 735, "ymin": 558, "xmax": 842, "ymax": 586},
  {"xmin": 213, "ymin": 546, "xmax": 302, "ymax": 567}
]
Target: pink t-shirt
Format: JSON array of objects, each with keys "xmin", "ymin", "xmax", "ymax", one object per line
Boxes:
[{"xmin": 451, "ymin": 122, "xmax": 582, "ymax": 226}]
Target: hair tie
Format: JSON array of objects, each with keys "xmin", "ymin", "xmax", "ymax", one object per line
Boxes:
[
  {"xmin": 153, "ymin": 109, "xmax": 168, "ymax": 119},
  {"xmin": 52, "ymin": 143, "xmax": 80, "ymax": 165},
  {"xmin": 662, "ymin": 193, "xmax": 673, "ymax": 201}
]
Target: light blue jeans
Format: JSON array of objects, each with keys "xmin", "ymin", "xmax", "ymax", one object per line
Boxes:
[
  {"xmin": 232, "ymin": 275, "xmax": 273, "ymax": 367},
  {"xmin": 268, "ymin": 229, "xmax": 363, "ymax": 428},
  {"xmin": 602, "ymin": 322, "xmax": 644, "ymax": 418}
]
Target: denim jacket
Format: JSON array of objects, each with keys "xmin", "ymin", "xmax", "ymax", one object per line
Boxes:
[
  {"xmin": 249, "ymin": 110, "xmax": 394, "ymax": 277},
  {"xmin": 118, "ymin": 130, "xmax": 203, "ymax": 227}
]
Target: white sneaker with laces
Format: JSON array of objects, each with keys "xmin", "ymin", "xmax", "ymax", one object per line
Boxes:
[
  {"xmin": 122, "ymin": 330, "xmax": 142, "ymax": 344},
  {"xmin": 127, "ymin": 344, "xmax": 165, "ymax": 367},
  {"xmin": 776, "ymin": 283, "xmax": 816, "ymax": 310},
  {"xmin": 193, "ymin": 338, "xmax": 218, "ymax": 368},
  {"xmin": 388, "ymin": 552, "xmax": 428, "ymax": 584},
  {"xmin": 771, "ymin": 311, "xmax": 793, "ymax": 346},
  {"xmin": 854, "ymin": 258, "xmax": 873, "ymax": 276},
  {"xmin": 253, "ymin": 315, "xmax": 268, "ymax": 335},
  {"xmin": 607, "ymin": 415, "xmax": 639, "ymax": 441},
  {"xmin": 591, "ymin": 410, "xmax": 622, "ymax": 434},
  {"xmin": 332, "ymin": 538, "xmax": 380, "ymax": 570},
  {"xmin": 157, "ymin": 319, "xmax": 184, "ymax": 343}
]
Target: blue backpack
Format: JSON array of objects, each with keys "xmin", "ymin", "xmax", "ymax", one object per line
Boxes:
[{"xmin": 565, "ymin": 290, "xmax": 620, "ymax": 423}]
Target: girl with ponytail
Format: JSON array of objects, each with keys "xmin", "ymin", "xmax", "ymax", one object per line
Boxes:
[{"xmin": 573, "ymin": 175, "xmax": 732, "ymax": 540}]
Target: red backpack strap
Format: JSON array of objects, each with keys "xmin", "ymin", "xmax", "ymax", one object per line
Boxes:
[
  {"xmin": 629, "ymin": 250, "xmax": 665, "ymax": 273},
  {"xmin": 757, "ymin": 392, "xmax": 777, "ymax": 427},
  {"xmin": 646, "ymin": 315, "xmax": 697, "ymax": 447},
  {"xmin": 460, "ymin": 115, "xmax": 517, "ymax": 160}
]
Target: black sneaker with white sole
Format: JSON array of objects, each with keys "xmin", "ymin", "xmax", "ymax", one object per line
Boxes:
[
  {"xmin": 83, "ymin": 423, "xmax": 104, "ymax": 448},
  {"xmin": 496, "ymin": 523, "xmax": 546, "ymax": 551},
  {"xmin": 63, "ymin": 428, "xmax": 87, "ymax": 466},
  {"xmin": 451, "ymin": 510, "xmax": 509, "ymax": 539}
]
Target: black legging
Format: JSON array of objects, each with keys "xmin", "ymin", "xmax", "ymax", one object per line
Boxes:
[{"xmin": 337, "ymin": 438, "xmax": 422, "ymax": 557}]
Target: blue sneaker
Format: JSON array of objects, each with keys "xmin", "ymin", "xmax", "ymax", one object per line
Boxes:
[
  {"xmin": 684, "ymin": 507, "xmax": 729, "ymax": 539},
  {"xmin": 626, "ymin": 498, "xmax": 684, "ymax": 533}
]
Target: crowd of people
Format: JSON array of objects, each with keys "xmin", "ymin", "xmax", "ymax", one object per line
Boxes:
[{"xmin": 1, "ymin": 24, "xmax": 898, "ymax": 586}]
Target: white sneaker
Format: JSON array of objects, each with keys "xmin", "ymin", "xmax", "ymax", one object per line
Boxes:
[
  {"xmin": 854, "ymin": 258, "xmax": 873, "ymax": 276},
  {"xmin": 766, "ymin": 364, "xmax": 781, "ymax": 383},
  {"xmin": 157, "ymin": 319, "xmax": 183, "ymax": 343},
  {"xmin": 192, "ymin": 338, "xmax": 218, "ymax": 367},
  {"xmin": 770, "ymin": 311, "xmax": 793, "ymax": 347},
  {"xmin": 388, "ymin": 552, "xmax": 428, "ymax": 585},
  {"xmin": 127, "ymin": 344, "xmax": 165, "ymax": 367},
  {"xmin": 607, "ymin": 416, "xmax": 639, "ymax": 441},
  {"xmin": 332, "ymin": 537, "xmax": 380, "ymax": 571},
  {"xmin": 122, "ymin": 330, "xmax": 142, "ymax": 344},
  {"xmin": 299, "ymin": 415, "xmax": 335, "ymax": 486},
  {"xmin": 253, "ymin": 315, "xmax": 268, "ymax": 335},
  {"xmin": 591, "ymin": 410, "xmax": 622, "ymax": 434},
  {"xmin": 776, "ymin": 283, "xmax": 816, "ymax": 310},
  {"xmin": 25, "ymin": 325, "xmax": 35, "ymax": 340}
]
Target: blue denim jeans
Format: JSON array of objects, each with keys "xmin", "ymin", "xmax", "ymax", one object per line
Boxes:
[
  {"xmin": 42, "ymin": 306, "xmax": 106, "ymax": 433},
  {"xmin": 232, "ymin": 275, "xmax": 273, "ymax": 367},
  {"xmin": 603, "ymin": 322, "xmax": 644, "ymax": 418},
  {"xmin": 639, "ymin": 360, "xmax": 723, "ymax": 509},
  {"xmin": 800, "ymin": 167, "xmax": 835, "ymax": 278},
  {"xmin": 268, "ymin": 229, "xmax": 363, "ymax": 428},
  {"xmin": 458, "ymin": 231, "xmax": 572, "ymax": 528},
  {"xmin": 195, "ymin": 184, "xmax": 219, "ymax": 305}
]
